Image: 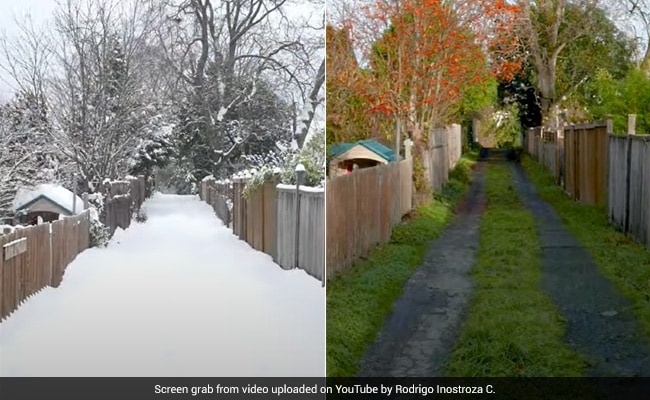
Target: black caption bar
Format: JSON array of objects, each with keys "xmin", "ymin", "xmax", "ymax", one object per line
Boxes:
[{"xmin": 1, "ymin": 378, "xmax": 650, "ymax": 399}]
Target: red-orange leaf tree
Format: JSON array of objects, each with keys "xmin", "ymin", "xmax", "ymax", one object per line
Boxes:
[
  {"xmin": 356, "ymin": 0, "xmax": 521, "ymax": 156},
  {"xmin": 326, "ymin": 25, "xmax": 384, "ymax": 145}
]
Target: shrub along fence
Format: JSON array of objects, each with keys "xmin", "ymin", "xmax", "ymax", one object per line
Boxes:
[
  {"xmin": 0, "ymin": 210, "xmax": 91, "ymax": 320},
  {"xmin": 326, "ymin": 157, "xmax": 413, "ymax": 278},
  {"xmin": 525, "ymin": 118, "xmax": 650, "ymax": 250}
]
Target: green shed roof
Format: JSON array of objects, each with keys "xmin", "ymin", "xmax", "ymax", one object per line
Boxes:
[{"xmin": 329, "ymin": 139, "xmax": 397, "ymax": 162}]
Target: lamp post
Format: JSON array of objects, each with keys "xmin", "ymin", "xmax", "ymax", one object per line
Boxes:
[{"xmin": 295, "ymin": 163, "xmax": 306, "ymax": 270}]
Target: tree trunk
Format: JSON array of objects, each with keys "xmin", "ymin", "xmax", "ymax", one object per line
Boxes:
[
  {"xmin": 295, "ymin": 58, "xmax": 325, "ymax": 148},
  {"xmin": 536, "ymin": 58, "xmax": 558, "ymax": 127}
]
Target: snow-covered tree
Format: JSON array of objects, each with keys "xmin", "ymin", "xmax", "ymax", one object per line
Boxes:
[
  {"xmin": 128, "ymin": 113, "xmax": 176, "ymax": 178},
  {"xmin": 1, "ymin": 0, "xmax": 324, "ymax": 201},
  {"xmin": 155, "ymin": 0, "xmax": 324, "ymax": 182},
  {"xmin": 172, "ymin": 75, "xmax": 294, "ymax": 184},
  {"xmin": 48, "ymin": 0, "xmax": 161, "ymax": 193},
  {"xmin": 0, "ymin": 92, "xmax": 72, "ymax": 221}
]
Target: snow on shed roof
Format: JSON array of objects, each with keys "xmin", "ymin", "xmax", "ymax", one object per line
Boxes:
[{"xmin": 13, "ymin": 184, "xmax": 84, "ymax": 215}]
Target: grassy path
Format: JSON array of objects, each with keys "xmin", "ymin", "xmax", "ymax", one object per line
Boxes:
[
  {"xmin": 326, "ymin": 155, "xmax": 477, "ymax": 377},
  {"xmin": 519, "ymin": 156, "xmax": 650, "ymax": 376},
  {"xmin": 446, "ymin": 163, "xmax": 586, "ymax": 376},
  {"xmin": 358, "ymin": 162, "xmax": 486, "ymax": 377},
  {"xmin": 522, "ymin": 156, "xmax": 650, "ymax": 342}
]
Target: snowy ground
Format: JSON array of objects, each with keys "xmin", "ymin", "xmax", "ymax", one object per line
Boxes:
[{"xmin": 0, "ymin": 193, "xmax": 325, "ymax": 377}]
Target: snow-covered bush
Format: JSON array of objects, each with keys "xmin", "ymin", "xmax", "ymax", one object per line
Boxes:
[
  {"xmin": 87, "ymin": 194, "xmax": 111, "ymax": 247},
  {"xmin": 134, "ymin": 207, "xmax": 148, "ymax": 223},
  {"xmin": 240, "ymin": 129, "xmax": 325, "ymax": 198},
  {"xmin": 279, "ymin": 129, "xmax": 325, "ymax": 186}
]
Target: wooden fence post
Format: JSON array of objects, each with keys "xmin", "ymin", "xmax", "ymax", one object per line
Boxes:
[
  {"xmin": 295, "ymin": 164, "xmax": 306, "ymax": 269},
  {"xmin": 606, "ymin": 116, "xmax": 614, "ymax": 135},
  {"xmin": 628, "ymin": 114, "xmax": 636, "ymax": 135},
  {"xmin": 404, "ymin": 138, "xmax": 413, "ymax": 160}
]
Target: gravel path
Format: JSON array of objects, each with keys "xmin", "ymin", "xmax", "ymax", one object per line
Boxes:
[{"xmin": 358, "ymin": 163, "xmax": 487, "ymax": 377}]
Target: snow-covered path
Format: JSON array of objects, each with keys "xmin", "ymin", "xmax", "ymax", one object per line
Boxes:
[{"xmin": 0, "ymin": 193, "xmax": 325, "ymax": 377}]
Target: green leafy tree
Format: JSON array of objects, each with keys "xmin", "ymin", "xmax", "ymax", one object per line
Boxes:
[
  {"xmin": 515, "ymin": 1, "xmax": 634, "ymax": 125},
  {"xmin": 586, "ymin": 67, "xmax": 650, "ymax": 133},
  {"xmin": 455, "ymin": 77, "xmax": 499, "ymax": 122}
]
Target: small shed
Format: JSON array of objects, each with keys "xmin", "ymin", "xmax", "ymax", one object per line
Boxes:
[
  {"xmin": 13, "ymin": 184, "xmax": 85, "ymax": 225},
  {"xmin": 328, "ymin": 139, "xmax": 396, "ymax": 177}
]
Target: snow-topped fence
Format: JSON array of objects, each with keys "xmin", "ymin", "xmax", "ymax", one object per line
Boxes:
[
  {"xmin": 199, "ymin": 177, "xmax": 233, "ymax": 226},
  {"xmin": 275, "ymin": 184, "xmax": 325, "ymax": 282},
  {"xmin": 200, "ymin": 176, "xmax": 325, "ymax": 283},
  {"xmin": 0, "ymin": 210, "xmax": 90, "ymax": 320}
]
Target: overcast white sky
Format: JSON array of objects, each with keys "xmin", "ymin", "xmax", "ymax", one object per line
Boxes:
[
  {"xmin": 0, "ymin": 0, "xmax": 58, "ymax": 101},
  {"xmin": 0, "ymin": 0, "xmax": 324, "ymax": 103}
]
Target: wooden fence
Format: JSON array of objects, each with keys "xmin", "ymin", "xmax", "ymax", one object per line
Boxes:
[
  {"xmin": 608, "ymin": 134, "xmax": 650, "ymax": 248},
  {"xmin": 0, "ymin": 210, "xmax": 90, "ymax": 320},
  {"xmin": 526, "ymin": 123, "xmax": 608, "ymax": 205},
  {"xmin": 232, "ymin": 180, "xmax": 278, "ymax": 259},
  {"xmin": 326, "ymin": 158, "xmax": 413, "ymax": 278},
  {"xmin": 564, "ymin": 123, "xmax": 609, "ymax": 205},
  {"xmin": 199, "ymin": 177, "xmax": 233, "ymax": 226},
  {"xmin": 276, "ymin": 185, "xmax": 325, "ymax": 281},
  {"xmin": 423, "ymin": 124, "xmax": 463, "ymax": 190},
  {"xmin": 525, "ymin": 126, "xmax": 563, "ymax": 181},
  {"xmin": 526, "ymin": 119, "xmax": 650, "ymax": 250},
  {"xmin": 201, "ymin": 176, "xmax": 325, "ymax": 283}
]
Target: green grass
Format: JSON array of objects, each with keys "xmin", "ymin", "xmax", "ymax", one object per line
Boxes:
[
  {"xmin": 522, "ymin": 155, "xmax": 650, "ymax": 341},
  {"xmin": 326, "ymin": 153, "xmax": 477, "ymax": 377},
  {"xmin": 446, "ymin": 164, "xmax": 586, "ymax": 377}
]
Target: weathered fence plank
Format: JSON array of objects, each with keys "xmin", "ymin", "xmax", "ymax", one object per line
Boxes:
[
  {"xmin": 326, "ymin": 159, "xmax": 413, "ymax": 278},
  {"xmin": 528, "ymin": 121, "xmax": 649, "ymax": 250},
  {"xmin": 204, "ymin": 174, "xmax": 326, "ymax": 283},
  {"xmin": 276, "ymin": 187, "xmax": 297, "ymax": 270},
  {"xmin": 298, "ymin": 189, "xmax": 325, "ymax": 281},
  {"xmin": 1, "ymin": 211, "xmax": 90, "ymax": 320}
]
